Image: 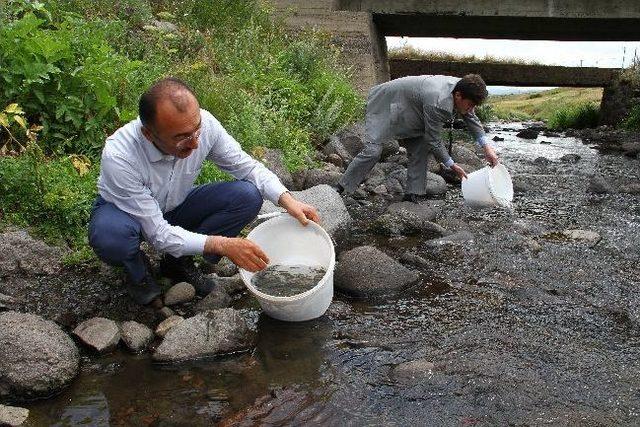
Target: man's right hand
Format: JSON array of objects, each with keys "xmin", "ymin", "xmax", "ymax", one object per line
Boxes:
[
  {"xmin": 205, "ymin": 236, "xmax": 269, "ymax": 272},
  {"xmin": 450, "ymin": 163, "xmax": 468, "ymax": 180}
]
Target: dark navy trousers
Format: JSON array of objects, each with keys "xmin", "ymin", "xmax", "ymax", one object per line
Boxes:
[{"xmin": 88, "ymin": 181, "xmax": 263, "ymax": 283}]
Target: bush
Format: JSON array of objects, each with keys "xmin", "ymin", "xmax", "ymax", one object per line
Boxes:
[
  {"xmin": 474, "ymin": 104, "xmax": 494, "ymax": 123},
  {"xmin": 548, "ymin": 103, "xmax": 599, "ymax": 130},
  {"xmin": 624, "ymin": 105, "xmax": 640, "ymax": 130}
]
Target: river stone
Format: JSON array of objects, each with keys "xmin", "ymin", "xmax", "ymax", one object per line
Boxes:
[
  {"xmin": 73, "ymin": 317, "xmax": 121, "ymax": 353},
  {"xmin": 335, "ymin": 246, "xmax": 419, "ymax": 298},
  {"xmin": 425, "ymin": 172, "xmax": 447, "ymax": 196},
  {"xmin": 492, "ymin": 136, "xmax": 505, "ymax": 141},
  {"xmin": 372, "ymin": 211, "xmax": 447, "ymax": 238},
  {"xmin": 209, "ymin": 273, "xmax": 245, "ymax": 295},
  {"xmin": 516, "ymin": 128, "xmax": 540, "ymax": 139},
  {"xmin": 387, "ymin": 201, "xmax": 441, "ymax": 222},
  {"xmin": 303, "ymin": 163, "xmax": 342, "ymax": 189},
  {"xmin": 120, "ymin": 321, "xmax": 153, "ymax": 353},
  {"xmin": 195, "ymin": 289, "xmax": 233, "ymax": 312},
  {"xmin": 0, "ymin": 404, "xmax": 29, "ymax": 426},
  {"xmin": 158, "ymin": 306, "xmax": 175, "ymax": 319},
  {"xmin": 0, "ymin": 230, "xmax": 65, "ymax": 277},
  {"xmin": 164, "ymin": 282, "xmax": 196, "ymax": 306},
  {"xmin": 323, "ymin": 123, "xmax": 366, "ymax": 164},
  {"xmin": 153, "ymin": 309, "xmax": 254, "ymax": 363},
  {"xmin": 0, "ymin": 311, "xmax": 79, "ymax": 400},
  {"xmin": 0, "ymin": 293, "xmax": 18, "ymax": 310},
  {"xmin": 560, "ymin": 154, "xmax": 581, "ymax": 163},
  {"xmin": 622, "ymin": 141, "xmax": 640, "ymax": 157},
  {"xmin": 533, "ymin": 156, "xmax": 551, "ymax": 166},
  {"xmin": 562, "ymin": 229, "xmax": 602, "ymax": 244},
  {"xmin": 451, "ymin": 145, "xmax": 484, "ymax": 169},
  {"xmin": 588, "ymin": 175, "xmax": 616, "ymax": 194},
  {"xmin": 215, "ymin": 257, "xmax": 239, "ymax": 277},
  {"xmin": 259, "ymin": 184, "xmax": 352, "ymax": 238},
  {"xmin": 256, "ymin": 148, "xmax": 294, "ymax": 189},
  {"xmin": 155, "ymin": 315, "xmax": 184, "ymax": 338},
  {"xmin": 618, "ymin": 182, "xmax": 640, "ymax": 194},
  {"xmin": 392, "ymin": 358, "xmax": 435, "ymax": 384},
  {"xmin": 325, "ymin": 153, "xmax": 344, "ymax": 168}
]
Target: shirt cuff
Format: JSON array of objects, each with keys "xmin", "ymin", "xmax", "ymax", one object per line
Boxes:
[
  {"xmin": 264, "ymin": 180, "xmax": 289, "ymax": 205},
  {"xmin": 443, "ymin": 158, "xmax": 455, "ymax": 168},
  {"xmin": 181, "ymin": 230, "xmax": 208, "ymax": 255},
  {"xmin": 476, "ymin": 135, "xmax": 488, "ymax": 147}
]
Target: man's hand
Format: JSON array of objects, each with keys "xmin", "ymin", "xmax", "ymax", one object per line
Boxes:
[
  {"xmin": 205, "ymin": 236, "xmax": 269, "ymax": 272},
  {"xmin": 483, "ymin": 144, "xmax": 499, "ymax": 167},
  {"xmin": 277, "ymin": 192, "xmax": 320, "ymax": 226},
  {"xmin": 451, "ymin": 163, "xmax": 468, "ymax": 180}
]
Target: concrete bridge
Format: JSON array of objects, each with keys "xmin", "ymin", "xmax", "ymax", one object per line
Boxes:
[{"xmin": 389, "ymin": 60, "xmax": 620, "ymax": 87}]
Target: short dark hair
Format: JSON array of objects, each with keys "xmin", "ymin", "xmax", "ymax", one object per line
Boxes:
[
  {"xmin": 139, "ymin": 77, "xmax": 197, "ymax": 127},
  {"xmin": 454, "ymin": 74, "xmax": 488, "ymax": 105}
]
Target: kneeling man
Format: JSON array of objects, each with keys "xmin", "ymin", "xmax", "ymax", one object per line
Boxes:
[{"xmin": 89, "ymin": 78, "xmax": 319, "ymax": 306}]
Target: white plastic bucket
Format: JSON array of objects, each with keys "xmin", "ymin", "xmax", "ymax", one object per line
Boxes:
[
  {"xmin": 461, "ymin": 163, "xmax": 514, "ymax": 208},
  {"xmin": 239, "ymin": 214, "xmax": 335, "ymax": 322}
]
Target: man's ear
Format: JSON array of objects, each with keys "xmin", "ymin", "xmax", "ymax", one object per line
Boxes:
[{"xmin": 141, "ymin": 125, "xmax": 152, "ymax": 141}]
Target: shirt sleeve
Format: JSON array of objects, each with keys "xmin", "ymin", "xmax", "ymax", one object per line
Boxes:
[
  {"xmin": 423, "ymin": 104, "xmax": 454, "ymax": 167},
  {"xmin": 205, "ymin": 116, "xmax": 288, "ymax": 205},
  {"xmin": 98, "ymin": 154, "xmax": 207, "ymax": 257},
  {"xmin": 462, "ymin": 108, "xmax": 488, "ymax": 147}
]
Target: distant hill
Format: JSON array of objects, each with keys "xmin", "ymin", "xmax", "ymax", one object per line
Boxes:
[{"xmin": 487, "ymin": 87, "xmax": 603, "ymax": 121}]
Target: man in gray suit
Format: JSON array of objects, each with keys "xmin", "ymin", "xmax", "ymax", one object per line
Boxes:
[{"xmin": 334, "ymin": 74, "xmax": 499, "ymax": 202}]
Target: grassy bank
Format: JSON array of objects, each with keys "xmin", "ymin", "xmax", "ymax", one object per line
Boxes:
[{"xmin": 0, "ymin": 0, "xmax": 363, "ymax": 259}]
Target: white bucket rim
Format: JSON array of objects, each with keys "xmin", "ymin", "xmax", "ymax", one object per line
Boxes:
[
  {"xmin": 486, "ymin": 163, "xmax": 513, "ymax": 206},
  {"xmin": 240, "ymin": 215, "xmax": 336, "ymax": 302}
]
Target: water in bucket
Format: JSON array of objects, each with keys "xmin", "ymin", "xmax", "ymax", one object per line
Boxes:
[
  {"xmin": 251, "ymin": 264, "xmax": 327, "ymax": 297},
  {"xmin": 462, "ymin": 163, "xmax": 514, "ymax": 208}
]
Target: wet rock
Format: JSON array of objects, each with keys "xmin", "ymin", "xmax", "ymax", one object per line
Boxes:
[
  {"xmin": 155, "ymin": 315, "xmax": 184, "ymax": 338},
  {"xmin": 256, "ymin": 148, "xmax": 294, "ymax": 189},
  {"xmin": 324, "ymin": 301, "xmax": 353, "ymax": 320},
  {"xmin": 335, "ymin": 246, "xmax": 419, "ymax": 298},
  {"xmin": 353, "ymin": 188, "xmax": 369, "ymax": 199},
  {"xmin": 158, "ymin": 306, "xmax": 175, "ymax": 319},
  {"xmin": 0, "ymin": 293, "xmax": 17, "ymax": 310},
  {"xmin": 0, "ymin": 311, "xmax": 79, "ymax": 400},
  {"xmin": 385, "ymin": 176, "xmax": 405, "ymax": 194},
  {"xmin": 381, "ymin": 139, "xmax": 400, "ymax": 160},
  {"xmin": 372, "ymin": 210, "xmax": 447, "ymax": 238},
  {"xmin": 325, "ymin": 153, "xmax": 344, "ymax": 168},
  {"xmin": 120, "ymin": 321, "xmax": 153, "ymax": 353},
  {"xmin": 392, "ymin": 358, "xmax": 435, "ymax": 384},
  {"xmin": 540, "ymin": 140, "xmax": 552, "ymax": 145},
  {"xmin": 210, "ymin": 273, "xmax": 245, "ymax": 295},
  {"xmin": 533, "ymin": 156, "xmax": 551, "ymax": 166},
  {"xmin": 588, "ymin": 175, "xmax": 616, "ymax": 194},
  {"xmin": 195, "ymin": 289, "xmax": 232, "ymax": 312},
  {"xmin": 164, "ymin": 282, "xmax": 196, "ymax": 306},
  {"xmin": 525, "ymin": 239, "xmax": 543, "ymax": 252},
  {"xmin": 618, "ymin": 182, "xmax": 640, "ymax": 194},
  {"xmin": 516, "ymin": 128, "xmax": 540, "ymax": 139},
  {"xmin": 560, "ymin": 154, "xmax": 581, "ymax": 163},
  {"xmin": 621, "ymin": 141, "xmax": 640, "ymax": 157},
  {"xmin": 0, "ymin": 404, "xmax": 29, "ymax": 426},
  {"xmin": 73, "ymin": 317, "xmax": 121, "ymax": 353},
  {"xmin": 385, "ymin": 153, "xmax": 408, "ymax": 166},
  {"xmin": 512, "ymin": 176, "xmax": 535, "ymax": 194},
  {"xmin": 387, "ymin": 201, "xmax": 440, "ymax": 222},
  {"xmin": 425, "ymin": 231, "xmax": 474, "ymax": 246},
  {"xmin": 372, "ymin": 184, "xmax": 388, "ymax": 195},
  {"xmin": 451, "ymin": 145, "xmax": 484, "ymax": 169},
  {"xmin": 492, "ymin": 136, "xmax": 504, "ymax": 142},
  {"xmin": 400, "ymin": 252, "xmax": 430, "ymax": 269},
  {"xmin": 562, "ymin": 229, "xmax": 602, "ymax": 244},
  {"xmin": 153, "ymin": 309, "xmax": 254, "ymax": 363},
  {"xmin": 303, "ymin": 163, "xmax": 342, "ymax": 189},
  {"xmin": 214, "ymin": 257, "xmax": 238, "ymax": 277},
  {"xmin": 425, "ymin": 172, "xmax": 447, "ymax": 196},
  {"xmin": 0, "ymin": 230, "xmax": 65, "ymax": 277},
  {"xmin": 260, "ymin": 185, "xmax": 351, "ymax": 239},
  {"xmin": 291, "ymin": 170, "xmax": 306, "ymax": 191},
  {"xmin": 363, "ymin": 163, "xmax": 387, "ymax": 188}
]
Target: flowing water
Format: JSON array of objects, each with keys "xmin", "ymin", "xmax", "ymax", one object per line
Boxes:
[
  {"xmin": 251, "ymin": 265, "xmax": 326, "ymax": 297},
  {"xmin": 19, "ymin": 123, "xmax": 640, "ymax": 425}
]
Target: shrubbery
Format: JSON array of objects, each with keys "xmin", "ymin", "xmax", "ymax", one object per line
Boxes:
[
  {"xmin": 0, "ymin": 0, "xmax": 363, "ymax": 254},
  {"xmin": 548, "ymin": 103, "xmax": 599, "ymax": 130}
]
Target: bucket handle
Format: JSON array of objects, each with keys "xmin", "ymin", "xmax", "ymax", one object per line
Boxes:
[{"xmin": 256, "ymin": 211, "xmax": 286, "ymax": 220}]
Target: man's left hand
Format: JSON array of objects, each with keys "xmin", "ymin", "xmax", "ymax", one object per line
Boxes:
[
  {"xmin": 483, "ymin": 144, "xmax": 499, "ymax": 167},
  {"xmin": 278, "ymin": 192, "xmax": 320, "ymax": 226}
]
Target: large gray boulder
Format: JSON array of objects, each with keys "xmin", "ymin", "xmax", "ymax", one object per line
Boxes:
[
  {"xmin": 259, "ymin": 184, "xmax": 352, "ymax": 238},
  {"xmin": 323, "ymin": 123, "xmax": 366, "ymax": 164},
  {"xmin": 335, "ymin": 246, "xmax": 419, "ymax": 298},
  {"xmin": 164, "ymin": 282, "xmax": 196, "ymax": 306},
  {"xmin": 194, "ymin": 289, "xmax": 232, "ymax": 312},
  {"xmin": 425, "ymin": 172, "xmax": 447, "ymax": 196},
  {"xmin": 588, "ymin": 175, "xmax": 616, "ymax": 194},
  {"xmin": 73, "ymin": 317, "xmax": 121, "ymax": 353},
  {"xmin": 303, "ymin": 163, "xmax": 342, "ymax": 189},
  {"xmin": 120, "ymin": 321, "xmax": 153, "ymax": 353},
  {"xmin": 451, "ymin": 144, "xmax": 484, "ymax": 169},
  {"xmin": 0, "ymin": 311, "xmax": 79, "ymax": 400},
  {"xmin": 0, "ymin": 230, "xmax": 65, "ymax": 277},
  {"xmin": 153, "ymin": 309, "xmax": 254, "ymax": 363}
]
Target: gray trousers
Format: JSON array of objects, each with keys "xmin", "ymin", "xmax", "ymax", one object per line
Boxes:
[{"xmin": 338, "ymin": 135, "xmax": 432, "ymax": 195}]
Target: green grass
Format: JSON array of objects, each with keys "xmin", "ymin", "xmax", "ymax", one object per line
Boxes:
[
  {"xmin": 488, "ymin": 87, "xmax": 603, "ymax": 122},
  {"xmin": 0, "ymin": 0, "xmax": 364, "ymax": 262},
  {"xmin": 547, "ymin": 103, "xmax": 599, "ymax": 130},
  {"xmin": 388, "ymin": 46, "xmax": 542, "ymax": 65}
]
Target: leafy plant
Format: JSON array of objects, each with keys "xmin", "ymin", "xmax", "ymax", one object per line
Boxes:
[
  {"xmin": 623, "ymin": 105, "xmax": 640, "ymax": 130},
  {"xmin": 548, "ymin": 103, "xmax": 599, "ymax": 130}
]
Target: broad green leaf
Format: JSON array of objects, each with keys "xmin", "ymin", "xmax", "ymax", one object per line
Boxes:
[
  {"xmin": 13, "ymin": 115, "xmax": 27, "ymax": 129},
  {"xmin": 4, "ymin": 103, "xmax": 23, "ymax": 114}
]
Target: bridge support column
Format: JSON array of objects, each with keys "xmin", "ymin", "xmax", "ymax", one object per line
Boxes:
[{"xmin": 368, "ymin": 14, "xmax": 390, "ymax": 83}]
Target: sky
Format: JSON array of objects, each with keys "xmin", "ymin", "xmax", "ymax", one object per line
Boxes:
[{"xmin": 386, "ymin": 37, "xmax": 640, "ymax": 94}]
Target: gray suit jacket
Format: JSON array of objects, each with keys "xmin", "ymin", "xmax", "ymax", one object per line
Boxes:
[{"xmin": 365, "ymin": 75, "xmax": 486, "ymax": 165}]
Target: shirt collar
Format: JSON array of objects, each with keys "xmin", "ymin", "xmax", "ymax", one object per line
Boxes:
[
  {"xmin": 138, "ymin": 125, "xmax": 175, "ymax": 162},
  {"xmin": 436, "ymin": 77, "xmax": 461, "ymax": 114}
]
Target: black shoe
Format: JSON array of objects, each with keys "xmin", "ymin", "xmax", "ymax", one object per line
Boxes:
[
  {"xmin": 124, "ymin": 272, "xmax": 162, "ymax": 305},
  {"xmin": 330, "ymin": 182, "xmax": 344, "ymax": 194},
  {"xmin": 160, "ymin": 255, "xmax": 216, "ymax": 296},
  {"xmin": 402, "ymin": 193, "xmax": 419, "ymax": 203}
]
